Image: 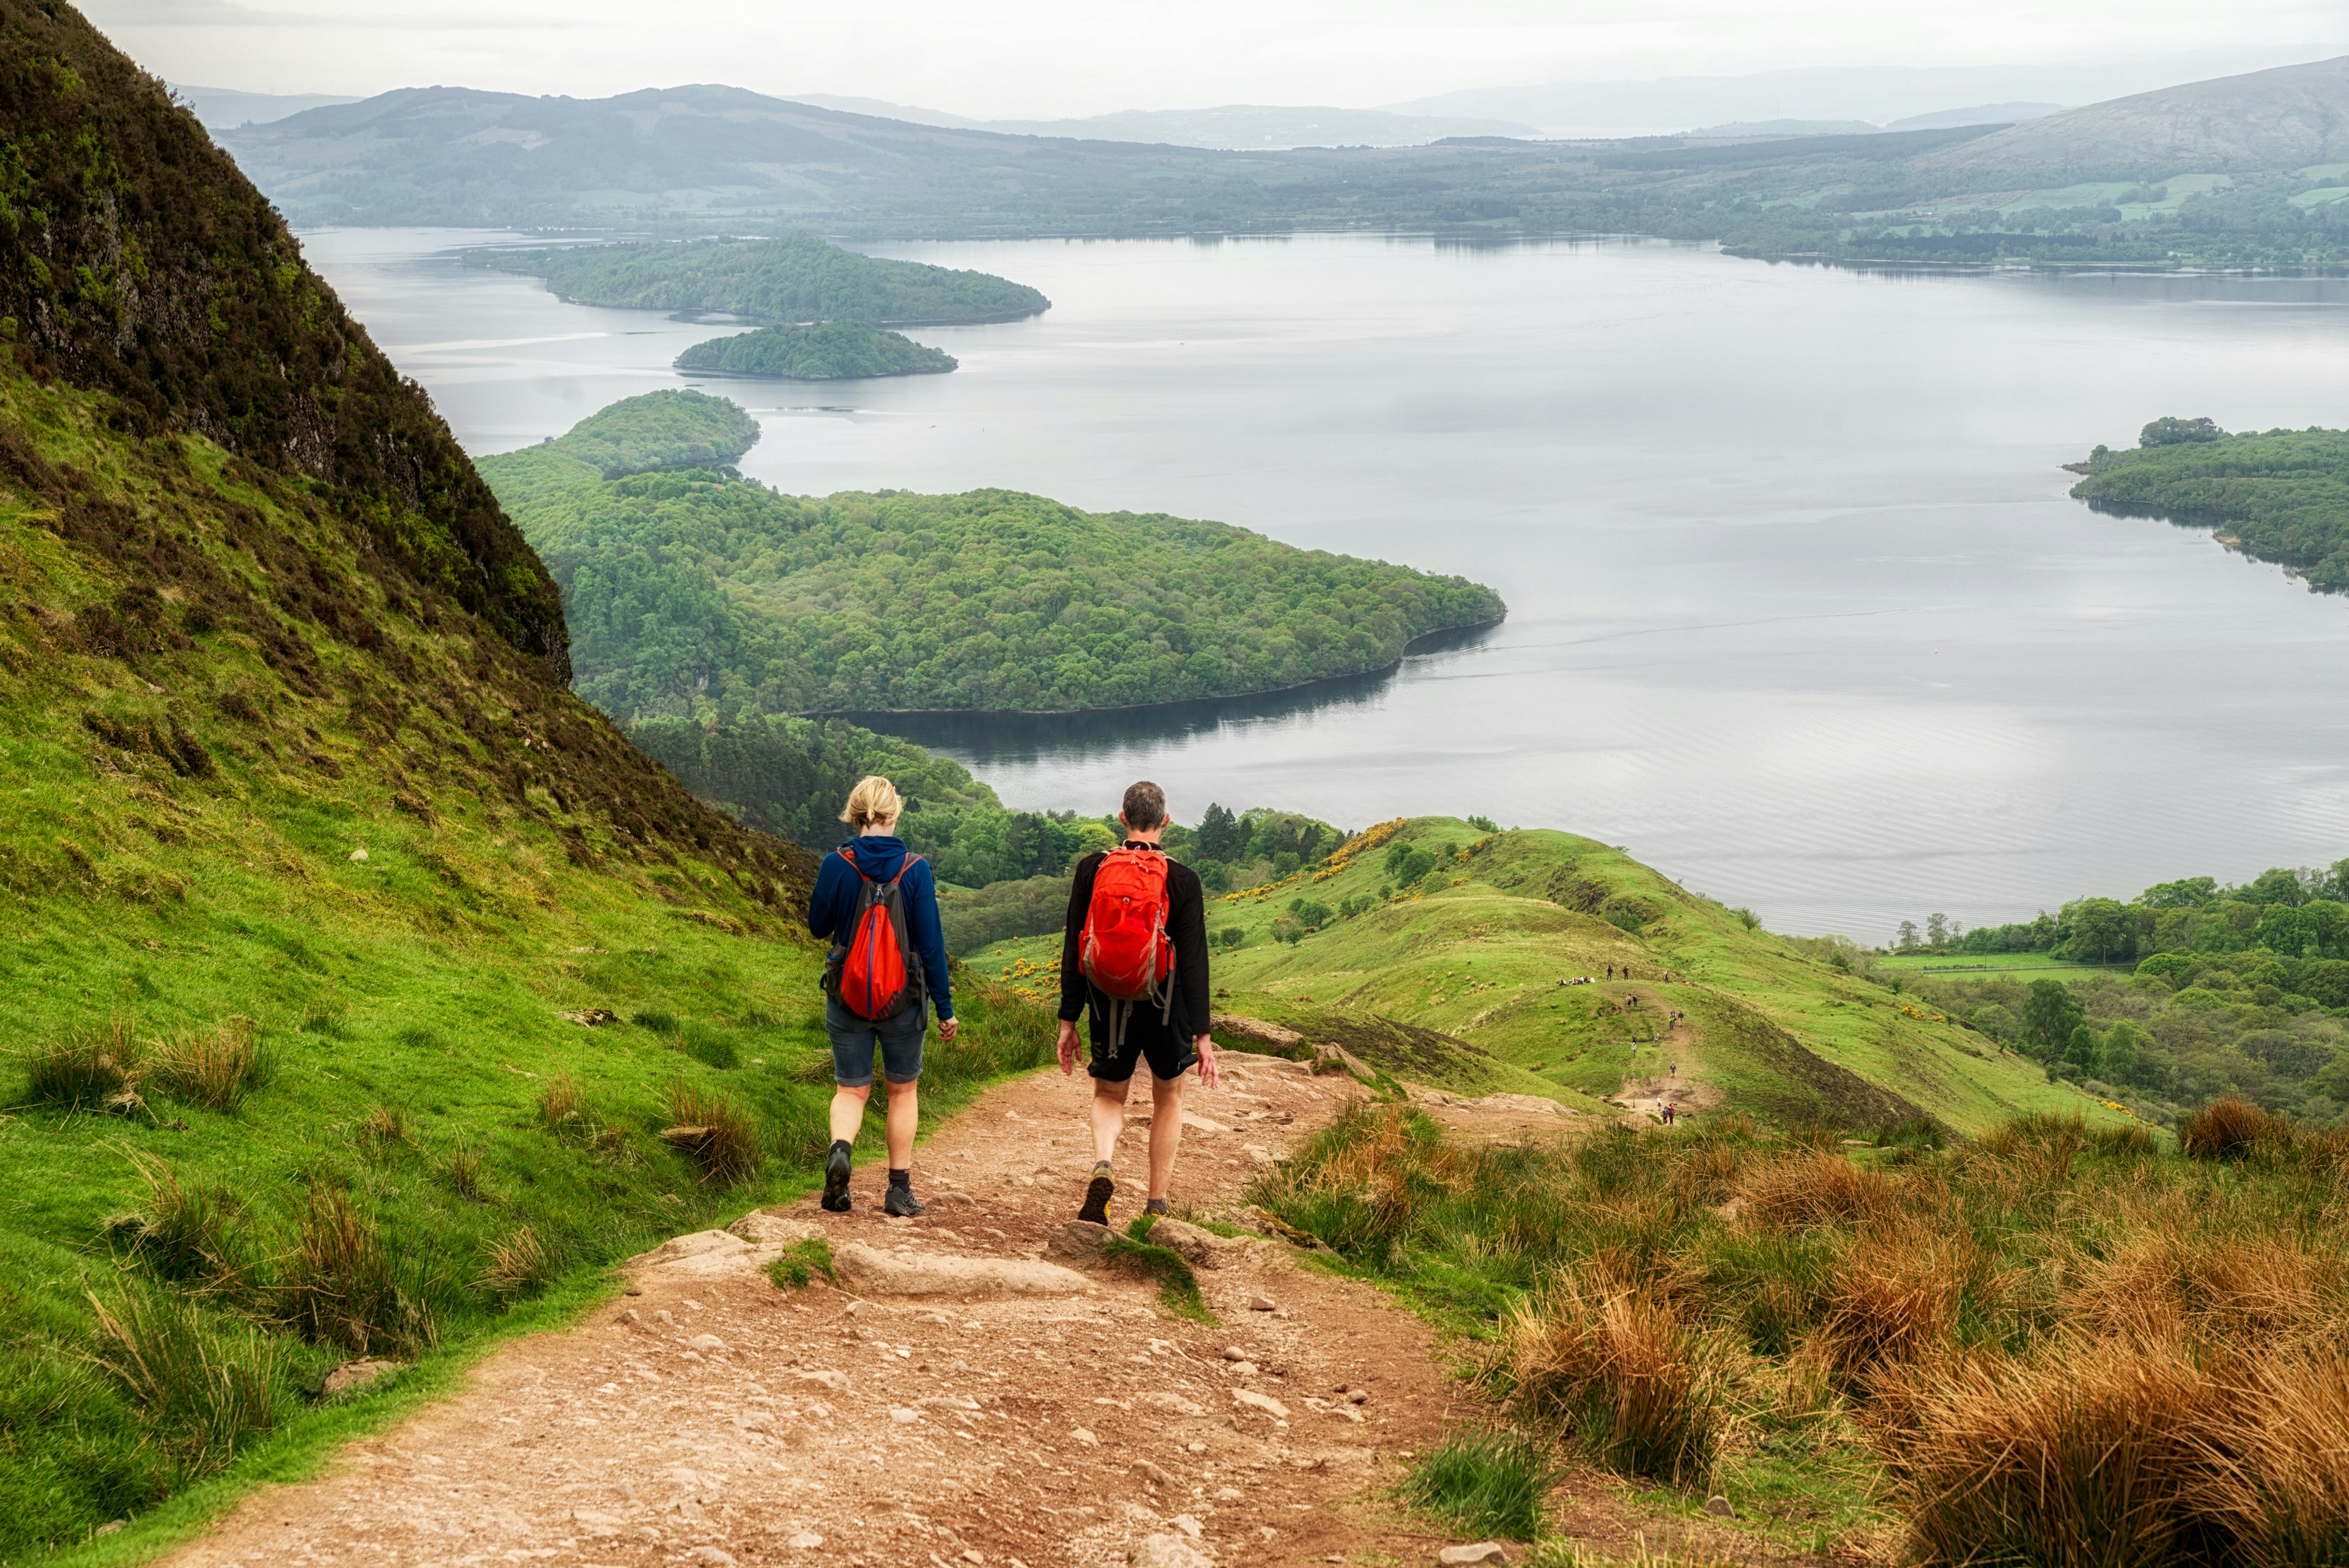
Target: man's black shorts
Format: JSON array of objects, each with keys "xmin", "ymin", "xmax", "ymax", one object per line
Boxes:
[{"xmin": 1088, "ymin": 1013, "xmax": 1198, "ymax": 1085}]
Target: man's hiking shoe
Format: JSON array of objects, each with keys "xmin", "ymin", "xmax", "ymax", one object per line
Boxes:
[
  {"xmin": 883, "ymin": 1184, "xmax": 926, "ymax": 1219},
  {"xmin": 1079, "ymin": 1161, "xmax": 1115, "ymax": 1225},
  {"xmin": 822, "ymin": 1142, "xmax": 852, "ymax": 1213},
  {"xmin": 1145, "ymin": 1198, "xmax": 1171, "ymax": 1216}
]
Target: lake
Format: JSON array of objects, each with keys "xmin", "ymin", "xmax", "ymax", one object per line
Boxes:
[{"xmin": 302, "ymin": 227, "xmax": 2349, "ymax": 941}]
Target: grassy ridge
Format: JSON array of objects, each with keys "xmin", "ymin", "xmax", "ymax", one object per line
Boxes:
[{"xmin": 976, "ymin": 818, "xmax": 2112, "ymax": 1132}]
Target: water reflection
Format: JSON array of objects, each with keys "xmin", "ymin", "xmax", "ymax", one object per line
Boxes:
[{"xmin": 839, "ymin": 622, "xmax": 1504, "ymax": 766}]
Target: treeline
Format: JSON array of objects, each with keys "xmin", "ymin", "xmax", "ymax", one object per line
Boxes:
[
  {"xmin": 1896, "ymin": 861, "xmax": 2349, "ymax": 965},
  {"xmin": 2068, "ymin": 420, "xmax": 2349, "ymax": 591},
  {"xmin": 470, "ymin": 232, "xmax": 1050, "ymax": 325},
  {"xmin": 676, "ymin": 321, "xmax": 955, "ymax": 381}
]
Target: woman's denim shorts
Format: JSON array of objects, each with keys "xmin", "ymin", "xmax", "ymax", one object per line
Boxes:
[{"xmin": 825, "ymin": 993, "xmax": 927, "ymax": 1087}]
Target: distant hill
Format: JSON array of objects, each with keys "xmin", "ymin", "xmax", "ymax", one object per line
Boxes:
[
  {"xmin": 980, "ymin": 104, "xmax": 1543, "ymax": 149},
  {"xmin": 472, "ymin": 232, "xmax": 1049, "ymax": 325},
  {"xmin": 1886, "ymin": 101, "xmax": 2064, "ymax": 132},
  {"xmin": 1687, "ymin": 119, "xmax": 1882, "ymax": 139},
  {"xmin": 168, "ymin": 81, "xmax": 360, "ymax": 129},
  {"xmin": 1920, "ymin": 55, "xmax": 2349, "ymax": 177}
]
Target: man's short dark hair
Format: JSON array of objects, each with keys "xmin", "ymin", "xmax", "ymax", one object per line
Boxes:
[{"xmin": 1121, "ymin": 780, "xmax": 1167, "ymax": 831}]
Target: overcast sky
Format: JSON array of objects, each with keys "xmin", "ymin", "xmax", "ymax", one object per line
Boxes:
[{"xmin": 84, "ymin": 0, "xmax": 2346, "ymax": 121}]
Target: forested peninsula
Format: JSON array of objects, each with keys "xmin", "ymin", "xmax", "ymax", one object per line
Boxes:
[
  {"xmin": 676, "ymin": 321, "xmax": 956, "ymax": 380},
  {"xmin": 470, "ymin": 232, "xmax": 1050, "ymax": 325},
  {"xmin": 476, "ymin": 392, "xmax": 1505, "ymax": 719},
  {"xmin": 2068, "ymin": 417, "xmax": 2349, "ymax": 589}
]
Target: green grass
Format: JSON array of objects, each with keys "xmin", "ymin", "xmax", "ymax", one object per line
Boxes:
[
  {"xmin": 1400, "ymin": 1427, "xmax": 1563, "ymax": 1542},
  {"xmin": 1877, "ymin": 953, "xmax": 2124, "ymax": 974},
  {"xmin": 976, "ymin": 819, "xmax": 2119, "ymax": 1134},
  {"xmin": 1105, "ymin": 1216, "xmax": 1213, "ymax": 1323},
  {"xmin": 762, "ymin": 1237, "xmax": 837, "ymax": 1291},
  {"xmin": 0, "ymin": 361, "xmax": 1057, "ymax": 1562}
]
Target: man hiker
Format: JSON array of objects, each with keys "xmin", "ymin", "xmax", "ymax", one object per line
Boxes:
[
  {"xmin": 806, "ymin": 775, "xmax": 955, "ymax": 1217},
  {"xmin": 1058, "ymin": 780, "xmax": 1219, "ymax": 1224}
]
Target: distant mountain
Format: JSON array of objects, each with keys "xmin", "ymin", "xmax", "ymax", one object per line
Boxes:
[
  {"xmin": 167, "ymin": 81, "xmax": 359, "ymax": 129},
  {"xmin": 1919, "ymin": 55, "xmax": 2349, "ymax": 177},
  {"xmin": 1387, "ymin": 56, "xmax": 2310, "ymax": 133},
  {"xmin": 978, "ymin": 105, "xmax": 1542, "ymax": 149},
  {"xmin": 1886, "ymin": 102, "xmax": 2064, "ymax": 132},
  {"xmin": 784, "ymin": 93, "xmax": 983, "ymax": 128},
  {"xmin": 1687, "ymin": 119, "xmax": 1880, "ymax": 139}
]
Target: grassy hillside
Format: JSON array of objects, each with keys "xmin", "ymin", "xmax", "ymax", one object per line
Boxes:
[
  {"xmin": 978, "ymin": 818, "xmax": 2116, "ymax": 1134},
  {"xmin": 0, "ymin": 10, "xmax": 1053, "ymax": 1559}
]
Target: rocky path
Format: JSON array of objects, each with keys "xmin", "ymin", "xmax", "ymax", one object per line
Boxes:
[{"xmin": 165, "ymin": 1055, "xmax": 1494, "ymax": 1568}]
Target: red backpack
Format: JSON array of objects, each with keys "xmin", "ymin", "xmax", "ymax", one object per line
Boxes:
[
  {"xmin": 1079, "ymin": 845, "xmax": 1176, "ymax": 1047},
  {"xmin": 833, "ymin": 845, "xmax": 924, "ymax": 1020}
]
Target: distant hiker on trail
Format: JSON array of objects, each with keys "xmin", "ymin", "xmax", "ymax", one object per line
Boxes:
[
  {"xmin": 806, "ymin": 775, "xmax": 954, "ymax": 1218},
  {"xmin": 1606, "ymin": 965, "xmax": 1614, "ymax": 979},
  {"xmin": 1661, "ymin": 1102, "xmax": 1675, "ymax": 1126},
  {"xmin": 1058, "ymin": 779, "xmax": 1219, "ymax": 1224}
]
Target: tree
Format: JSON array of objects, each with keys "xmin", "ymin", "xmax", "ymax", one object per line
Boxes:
[
  {"xmin": 1466, "ymin": 815, "xmax": 1499, "ymax": 833},
  {"xmin": 2022, "ymin": 979, "xmax": 2087, "ymax": 1060},
  {"xmin": 2101, "ymin": 1020, "xmax": 2151, "ymax": 1085},
  {"xmin": 1214, "ymin": 927, "xmax": 1244, "ymax": 950},
  {"xmin": 2060, "ymin": 897, "xmax": 2148, "ymax": 963},
  {"xmin": 1896, "ymin": 920, "xmax": 1920, "ymax": 951},
  {"xmin": 1926, "ymin": 913, "xmax": 1950, "ymax": 946},
  {"xmin": 1194, "ymin": 802, "xmax": 1239, "ymax": 863},
  {"xmin": 1270, "ymin": 916, "xmax": 1304, "ymax": 946},
  {"xmin": 2300, "ymin": 959, "xmax": 2349, "ymax": 1007},
  {"xmin": 2065, "ymin": 1024, "xmax": 2101, "ymax": 1073},
  {"xmin": 2139, "ymin": 415, "xmax": 2222, "ymax": 447},
  {"xmin": 2142, "ymin": 876, "xmax": 2218, "ymax": 909},
  {"xmin": 2241, "ymin": 867, "xmax": 2307, "ymax": 907}
]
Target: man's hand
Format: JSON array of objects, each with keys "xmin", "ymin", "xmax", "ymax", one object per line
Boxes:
[
  {"xmin": 1056, "ymin": 1020, "xmax": 1082, "ymax": 1076},
  {"xmin": 938, "ymin": 1016, "xmax": 960, "ymax": 1042},
  {"xmin": 1194, "ymin": 1036, "xmax": 1219, "ymax": 1089}
]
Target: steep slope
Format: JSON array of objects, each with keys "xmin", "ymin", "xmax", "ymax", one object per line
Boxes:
[
  {"xmin": 0, "ymin": 8, "xmax": 1051, "ymax": 1558},
  {"xmin": 1920, "ymin": 54, "xmax": 2349, "ymax": 178},
  {"xmin": 978, "ymin": 819, "xmax": 2118, "ymax": 1133}
]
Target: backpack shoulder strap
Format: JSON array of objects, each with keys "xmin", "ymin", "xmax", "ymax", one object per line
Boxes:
[{"xmin": 890, "ymin": 855, "xmax": 923, "ymax": 886}]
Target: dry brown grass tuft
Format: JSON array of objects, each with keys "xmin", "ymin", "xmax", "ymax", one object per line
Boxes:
[
  {"xmin": 2087, "ymin": 1122, "xmax": 2157, "ymax": 1159},
  {"xmin": 2181, "ymin": 1095, "xmax": 2280, "ymax": 1161},
  {"xmin": 1503, "ymin": 1273, "xmax": 1726, "ymax": 1485},
  {"xmin": 475, "ymin": 1225, "xmax": 558, "ymax": 1300},
  {"xmin": 1669, "ymin": 1139, "xmax": 1743, "ymax": 1208},
  {"xmin": 661, "ymin": 1080, "xmax": 763, "ymax": 1186},
  {"xmin": 149, "ymin": 1017, "xmax": 272, "ymax": 1112},
  {"xmin": 1815, "ymin": 1228, "xmax": 1978, "ymax": 1384},
  {"xmin": 536, "ymin": 1072, "xmax": 592, "ymax": 1135},
  {"xmin": 1738, "ymin": 1150, "xmax": 1893, "ymax": 1232},
  {"xmin": 24, "ymin": 1014, "xmax": 144, "ymax": 1112},
  {"xmin": 2067, "ymin": 1232, "xmax": 2343, "ymax": 1348},
  {"xmin": 445, "ymin": 1140, "xmax": 486, "ymax": 1202},
  {"xmin": 358, "ymin": 1104, "xmax": 409, "ymax": 1151}
]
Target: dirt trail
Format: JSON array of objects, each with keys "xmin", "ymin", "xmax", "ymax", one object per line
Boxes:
[{"xmin": 165, "ymin": 1057, "xmax": 1502, "ymax": 1568}]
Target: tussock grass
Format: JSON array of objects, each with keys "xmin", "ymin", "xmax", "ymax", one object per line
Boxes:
[
  {"xmin": 1504, "ymin": 1275, "xmax": 1726, "ymax": 1485},
  {"xmin": 475, "ymin": 1225, "xmax": 558, "ymax": 1301},
  {"xmin": 661, "ymin": 1079, "xmax": 763, "ymax": 1186},
  {"xmin": 108, "ymin": 1151, "xmax": 254, "ymax": 1298},
  {"xmin": 24, "ymin": 1013, "xmax": 143, "ymax": 1111},
  {"xmin": 1400, "ymin": 1425, "xmax": 1562, "ymax": 1542},
  {"xmin": 86, "ymin": 1288, "xmax": 286, "ymax": 1478},
  {"xmin": 2180, "ymin": 1094, "xmax": 2281, "ymax": 1161},
  {"xmin": 444, "ymin": 1139, "xmax": 487, "ymax": 1202},
  {"xmin": 148, "ymin": 1017, "xmax": 272, "ymax": 1112},
  {"xmin": 279, "ymin": 1186, "xmax": 425, "ymax": 1355}
]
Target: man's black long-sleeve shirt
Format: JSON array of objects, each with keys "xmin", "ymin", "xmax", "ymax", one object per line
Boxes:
[{"xmin": 1058, "ymin": 844, "xmax": 1212, "ymax": 1039}]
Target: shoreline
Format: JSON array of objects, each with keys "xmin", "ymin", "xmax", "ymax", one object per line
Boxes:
[{"xmin": 796, "ymin": 614, "xmax": 1505, "ymax": 722}]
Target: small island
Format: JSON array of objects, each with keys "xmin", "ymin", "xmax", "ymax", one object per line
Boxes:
[
  {"xmin": 676, "ymin": 321, "xmax": 957, "ymax": 381},
  {"xmin": 467, "ymin": 231, "xmax": 1050, "ymax": 327},
  {"xmin": 2068, "ymin": 417, "xmax": 2349, "ymax": 590}
]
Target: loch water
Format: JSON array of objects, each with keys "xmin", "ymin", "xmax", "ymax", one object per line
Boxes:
[{"xmin": 303, "ymin": 227, "xmax": 2349, "ymax": 939}]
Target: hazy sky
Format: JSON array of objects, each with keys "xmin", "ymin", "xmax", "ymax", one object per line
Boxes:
[{"xmin": 85, "ymin": 0, "xmax": 2345, "ymax": 120}]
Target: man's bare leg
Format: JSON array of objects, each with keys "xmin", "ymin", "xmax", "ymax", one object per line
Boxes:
[
  {"xmin": 885, "ymin": 1078, "xmax": 919, "ymax": 1170},
  {"xmin": 1091, "ymin": 1078, "xmax": 1128, "ymax": 1165},
  {"xmin": 1148, "ymin": 1071, "xmax": 1187, "ymax": 1202}
]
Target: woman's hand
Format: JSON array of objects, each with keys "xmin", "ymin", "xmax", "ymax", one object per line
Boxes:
[{"xmin": 938, "ymin": 1016, "xmax": 960, "ymax": 1042}]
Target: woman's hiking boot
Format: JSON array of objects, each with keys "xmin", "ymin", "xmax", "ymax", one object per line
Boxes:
[
  {"xmin": 823, "ymin": 1140, "xmax": 853, "ymax": 1213},
  {"xmin": 884, "ymin": 1169, "xmax": 924, "ymax": 1217},
  {"xmin": 1079, "ymin": 1160, "xmax": 1115, "ymax": 1225}
]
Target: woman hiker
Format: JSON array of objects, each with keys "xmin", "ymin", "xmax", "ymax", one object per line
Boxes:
[{"xmin": 805, "ymin": 775, "xmax": 955, "ymax": 1217}]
